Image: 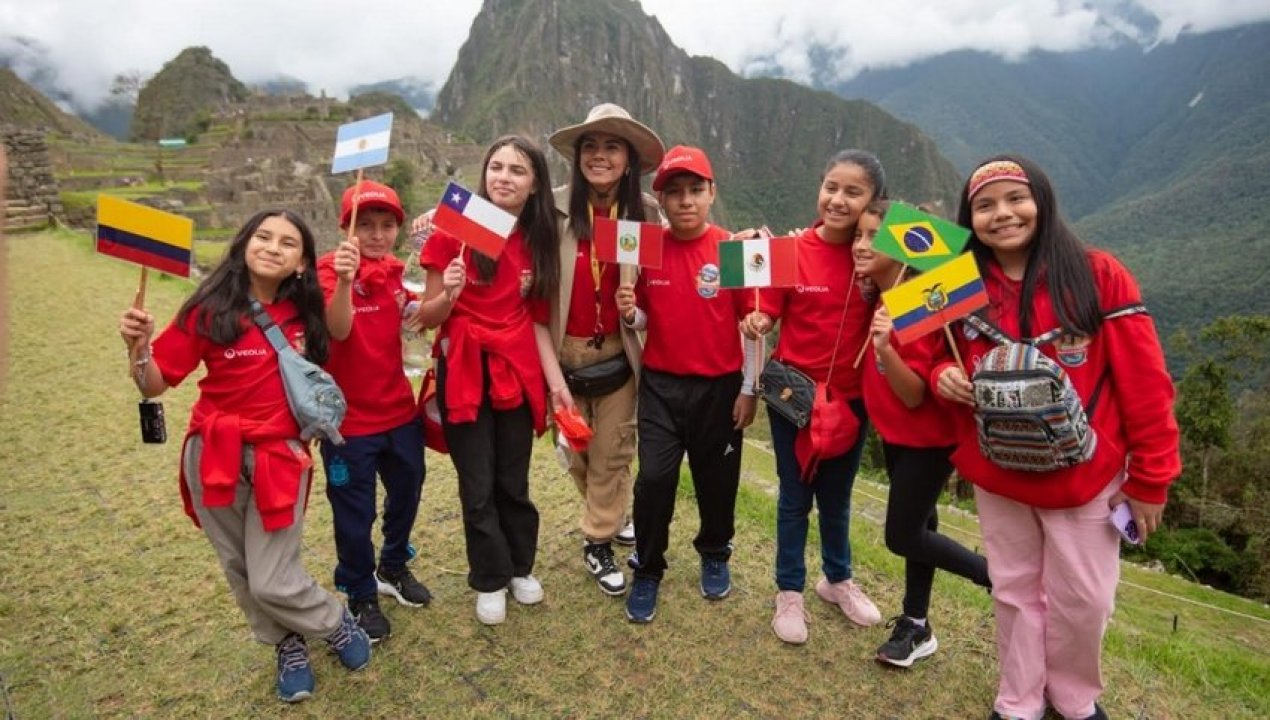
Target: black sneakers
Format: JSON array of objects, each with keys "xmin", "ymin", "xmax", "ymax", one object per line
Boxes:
[
  {"xmin": 583, "ymin": 542, "xmax": 627, "ymax": 596},
  {"xmin": 876, "ymin": 616, "xmax": 939, "ymax": 667},
  {"xmin": 349, "ymin": 595, "xmax": 390, "ymax": 643},
  {"xmin": 376, "ymin": 565, "xmax": 433, "ymax": 607}
]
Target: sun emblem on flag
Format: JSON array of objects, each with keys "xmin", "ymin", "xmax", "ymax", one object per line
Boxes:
[
  {"xmin": 748, "ymin": 253, "xmax": 766, "ymax": 271},
  {"xmin": 619, "ymin": 231, "xmax": 638, "ymax": 252},
  {"xmin": 357, "ymin": 138, "xmax": 368, "ymax": 150},
  {"xmin": 922, "ymin": 283, "xmax": 948, "ymax": 312}
]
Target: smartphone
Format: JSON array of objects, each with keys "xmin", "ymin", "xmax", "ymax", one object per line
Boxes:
[{"xmin": 1109, "ymin": 501, "xmax": 1141, "ymax": 545}]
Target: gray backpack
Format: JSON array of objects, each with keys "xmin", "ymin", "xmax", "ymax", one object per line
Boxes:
[
  {"xmin": 250, "ymin": 300, "xmax": 347, "ymax": 445},
  {"xmin": 963, "ymin": 305, "xmax": 1144, "ymax": 472}
]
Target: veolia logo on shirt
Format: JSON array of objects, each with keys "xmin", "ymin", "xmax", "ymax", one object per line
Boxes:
[
  {"xmin": 696, "ymin": 263, "xmax": 720, "ymax": 299},
  {"xmin": 795, "ymin": 284, "xmax": 830, "ymax": 294},
  {"xmin": 223, "ymin": 347, "xmax": 269, "ymax": 360},
  {"xmin": 354, "ymin": 304, "xmax": 381, "ymax": 314}
]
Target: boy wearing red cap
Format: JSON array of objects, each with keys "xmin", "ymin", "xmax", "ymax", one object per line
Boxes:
[
  {"xmin": 615, "ymin": 146, "xmax": 758, "ymax": 623},
  {"xmin": 316, "ymin": 180, "xmax": 430, "ymax": 642}
]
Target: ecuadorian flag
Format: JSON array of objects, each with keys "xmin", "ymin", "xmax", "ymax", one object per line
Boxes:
[
  {"xmin": 882, "ymin": 252, "xmax": 988, "ymax": 345},
  {"xmin": 96, "ymin": 195, "xmax": 194, "ymax": 278},
  {"xmin": 873, "ymin": 202, "xmax": 970, "ymax": 272}
]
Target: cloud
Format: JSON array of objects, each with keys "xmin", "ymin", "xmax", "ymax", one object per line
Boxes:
[{"xmin": 2, "ymin": 0, "xmax": 1267, "ymax": 112}]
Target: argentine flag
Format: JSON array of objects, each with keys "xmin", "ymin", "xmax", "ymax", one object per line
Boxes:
[{"xmin": 331, "ymin": 113, "xmax": 393, "ymax": 173}]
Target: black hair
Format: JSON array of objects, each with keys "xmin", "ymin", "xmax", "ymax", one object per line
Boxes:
[
  {"xmin": 470, "ymin": 135, "xmax": 560, "ymax": 300},
  {"xmin": 957, "ymin": 154, "xmax": 1101, "ymax": 338},
  {"xmin": 176, "ymin": 209, "xmax": 330, "ymax": 364},
  {"xmin": 823, "ymin": 149, "xmax": 887, "ymax": 199},
  {"xmin": 566, "ymin": 134, "xmax": 647, "ymax": 243}
]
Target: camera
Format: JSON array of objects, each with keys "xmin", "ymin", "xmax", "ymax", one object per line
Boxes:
[{"xmin": 139, "ymin": 399, "xmax": 167, "ymax": 444}]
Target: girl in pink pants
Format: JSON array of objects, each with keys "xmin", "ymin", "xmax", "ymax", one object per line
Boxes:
[{"xmin": 933, "ymin": 155, "xmax": 1181, "ymax": 720}]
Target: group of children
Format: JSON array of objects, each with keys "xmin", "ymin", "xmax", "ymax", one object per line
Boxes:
[{"xmin": 118, "ymin": 103, "xmax": 1180, "ymax": 719}]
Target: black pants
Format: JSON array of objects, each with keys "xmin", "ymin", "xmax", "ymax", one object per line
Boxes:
[
  {"xmin": 632, "ymin": 368, "xmax": 743, "ymax": 582},
  {"xmin": 437, "ymin": 356, "xmax": 539, "ymax": 593},
  {"xmin": 882, "ymin": 442, "xmax": 991, "ymax": 618}
]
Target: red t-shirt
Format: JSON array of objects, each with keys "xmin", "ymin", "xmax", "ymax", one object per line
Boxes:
[
  {"xmin": 152, "ymin": 300, "xmax": 302, "ymax": 436},
  {"xmin": 637, "ymin": 224, "xmax": 747, "ymax": 376},
  {"xmin": 317, "ymin": 253, "xmax": 419, "ymax": 436},
  {"xmin": 758, "ymin": 226, "xmax": 871, "ymax": 397},
  {"xmin": 418, "ymin": 228, "xmax": 550, "ymax": 331},
  {"xmin": 861, "ymin": 330, "xmax": 956, "ymax": 448},
  {"xmin": 566, "ymin": 237, "xmax": 621, "ymax": 338},
  {"xmin": 932, "ymin": 249, "xmax": 1181, "ymax": 507}
]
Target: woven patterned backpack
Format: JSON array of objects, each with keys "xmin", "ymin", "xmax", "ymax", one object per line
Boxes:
[{"xmin": 964, "ymin": 305, "xmax": 1144, "ymax": 472}]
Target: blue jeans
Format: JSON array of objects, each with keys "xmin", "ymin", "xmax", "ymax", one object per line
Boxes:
[{"xmin": 770, "ymin": 401, "xmax": 868, "ymax": 592}]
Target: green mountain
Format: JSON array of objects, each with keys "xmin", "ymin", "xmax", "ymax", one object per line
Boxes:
[
  {"xmin": 434, "ymin": 0, "xmax": 962, "ymax": 231},
  {"xmin": 0, "ymin": 67, "xmax": 105, "ymax": 138},
  {"xmin": 131, "ymin": 47, "xmax": 249, "ymax": 142},
  {"xmin": 832, "ymin": 23, "xmax": 1270, "ymax": 342}
]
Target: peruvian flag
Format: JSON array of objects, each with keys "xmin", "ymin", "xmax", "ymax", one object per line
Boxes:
[
  {"xmin": 718, "ymin": 235, "xmax": 798, "ymax": 288},
  {"xmin": 592, "ymin": 216, "xmax": 663, "ymax": 269},
  {"xmin": 432, "ymin": 181, "xmax": 517, "ymax": 259}
]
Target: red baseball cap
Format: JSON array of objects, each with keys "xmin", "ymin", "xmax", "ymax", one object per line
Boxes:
[
  {"xmin": 340, "ymin": 180, "xmax": 404, "ymax": 228},
  {"xmin": 652, "ymin": 145, "xmax": 714, "ymax": 191}
]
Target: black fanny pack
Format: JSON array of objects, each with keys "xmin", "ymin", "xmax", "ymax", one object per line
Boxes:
[{"xmin": 564, "ymin": 353, "xmax": 633, "ymax": 397}]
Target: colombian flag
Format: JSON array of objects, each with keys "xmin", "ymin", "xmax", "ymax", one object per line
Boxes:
[
  {"xmin": 432, "ymin": 181, "xmax": 517, "ymax": 260},
  {"xmin": 882, "ymin": 252, "xmax": 987, "ymax": 345},
  {"xmin": 873, "ymin": 202, "xmax": 970, "ymax": 272},
  {"xmin": 593, "ymin": 216, "xmax": 663, "ymax": 268},
  {"xmin": 95, "ymin": 195, "xmax": 194, "ymax": 278}
]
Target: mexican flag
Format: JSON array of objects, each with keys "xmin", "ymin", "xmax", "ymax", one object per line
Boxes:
[
  {"xmin": 593, "ymin": 217, "xmax": 663, "ymax": 268},
  {"xmin": 718, "ymin": 236, "xmax": 798, "ymax": 288}
]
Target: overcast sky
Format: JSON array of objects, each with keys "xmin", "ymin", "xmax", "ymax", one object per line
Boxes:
[{"xmin": 2, "ymin": 0, "xmax": 1268, "ymax": 110}]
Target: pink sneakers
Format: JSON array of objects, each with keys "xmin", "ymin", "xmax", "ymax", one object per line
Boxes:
[
  {"xmin": 815, "ymin": 577, "xmax": 882, "ymax": 627},
  {"xmin": 772, "ymin": 591, "xmax": 809, "ymax": 644}
]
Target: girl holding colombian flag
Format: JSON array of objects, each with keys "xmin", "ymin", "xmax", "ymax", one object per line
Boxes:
[
  {"xmin": 852, "ymin": 199, "xmax": 991, "ymax": 668},
  {"xmin": 412, "ymin": 135, "xmax": 572, "ymax": 626},
  {"xmin": 118, "ymin": 210, "xmax": 371, "ymax": 702},
  {"xmin": 741, "ymin": 150, "xmax": 886, "ymax": 645},
  {"xmin": 933, "ymin": 156, "xmax": 1180, "ymax": 720}
]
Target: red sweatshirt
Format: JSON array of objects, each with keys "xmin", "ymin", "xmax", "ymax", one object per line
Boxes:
[
  {"xmin": 152, "ymin": 301, "xmax": 313, "ymax": 531},
  {"xmin": 317, "ymin": 253, "xmax": 418, "ymax": 436},
  {"xmin": 757, "ymin": 226, "xmax": 872, "ymax": 397},
  {"xmin": 862, "ymin": 330, "xmax": 957, "ymax": 448},
  {"xmin": 932, "ymin": 250, "xmax": 1181, "ymax": 507},
  {"xmin": 419, "ymin": 228, "xmax": 549, "ymax": 433},
  {"xmin": 636, "ymin": 224, "xmax": 747, "ymax": 376}
]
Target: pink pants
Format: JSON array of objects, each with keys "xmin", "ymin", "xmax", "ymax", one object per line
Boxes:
[{"xmin": 976, "ymin": 477, "xmax": 1122, "ymax": 720}]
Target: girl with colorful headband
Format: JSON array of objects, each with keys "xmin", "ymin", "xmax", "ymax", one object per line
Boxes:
[{"xmin": 933, "ymin": 156, "xmax": 1180, "ymax": 720}]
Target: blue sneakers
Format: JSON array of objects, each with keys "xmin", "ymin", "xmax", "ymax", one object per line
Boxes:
[
  {"xmin": 325, "ymin": 607, "xmax": 372, "ymax": 671},
  {"xmin": 275, "ymin": 633, "xmax": 313, "ymax": 703},
  {"xmin": 700, "ymin": 557, "xmax": 731, "ymax": 600},
  {"xmin": 625, "ymin": 577, "xmax": 660, "ymax": 623}
]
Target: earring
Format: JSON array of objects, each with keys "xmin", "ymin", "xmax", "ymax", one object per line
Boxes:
[{"xmin": 295, "ymin": 270, "xmax": 303, "ymax": 278}]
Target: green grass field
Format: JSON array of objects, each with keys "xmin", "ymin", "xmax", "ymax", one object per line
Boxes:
[{"xmin": 2, "ymin": 229, "xmax": 1268, "ymax": 718}]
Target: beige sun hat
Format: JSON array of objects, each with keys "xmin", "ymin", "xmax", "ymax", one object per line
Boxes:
[{"xmin": 548, "ymin": 103, "xmax": 666, "ymax": 175}]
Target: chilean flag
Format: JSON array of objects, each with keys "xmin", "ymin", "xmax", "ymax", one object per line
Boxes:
[
  {"xmin": 432, "ymin": 181, "xmax": 517, "ymax": 259},
  {"xmin": 592, "ymin": 216, "xmax": 663, "ymax": 268}
]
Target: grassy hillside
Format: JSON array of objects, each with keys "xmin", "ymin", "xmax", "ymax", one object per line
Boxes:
[
  {"xmin": 1, "ymin": 229, "xmax": 1267, "ymax": 717},
  {"xmin": 0, "ymin": 68, "xmax": 106, "ymax": 139}
]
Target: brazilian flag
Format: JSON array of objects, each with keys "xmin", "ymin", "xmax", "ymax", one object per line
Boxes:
[{"xmin": 872, "ymin": 202, "xmax": 970, "ymax": 272}]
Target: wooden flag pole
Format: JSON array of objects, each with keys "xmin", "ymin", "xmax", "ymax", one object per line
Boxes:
[
  {"xmin": 853, "ymin": 265, "xmax": 908, "ymax": 369},
  {"xmin": 754, "ymin": 287, "xmax": 763, "ymax": 385},
  {"xmin": 133, "ymin": 267, "xmax": 148, "ymax": 311},
  {"xmin": 344, "ymin": 168, "xmax": 365, "ymax": 243},
  {"xmin": 943, "ymin": 324, "xmax": 967, "ymax": 377}
]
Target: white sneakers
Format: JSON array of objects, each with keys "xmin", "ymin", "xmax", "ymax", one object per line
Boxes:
[
  {"xmin": 476, "ymin": 576, "xmax": 544, "ymax": 623},
  {"xmin": 475, "ymin": 589, "xmax": 507, "ymax": 625},
  {"xmin": 509, "ymin": 575, "xmax": 544, "ymax": 605}
]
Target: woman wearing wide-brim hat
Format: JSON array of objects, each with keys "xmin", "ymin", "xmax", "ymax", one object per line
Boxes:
[{"xmin": 546, "ymin": 102, "xmax": 665, "ymax": 598}]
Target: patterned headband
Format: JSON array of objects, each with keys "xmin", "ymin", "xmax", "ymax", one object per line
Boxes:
[{"xmin": 967, "ymin": 160, "xmax": 1029, "ymax": 200}]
